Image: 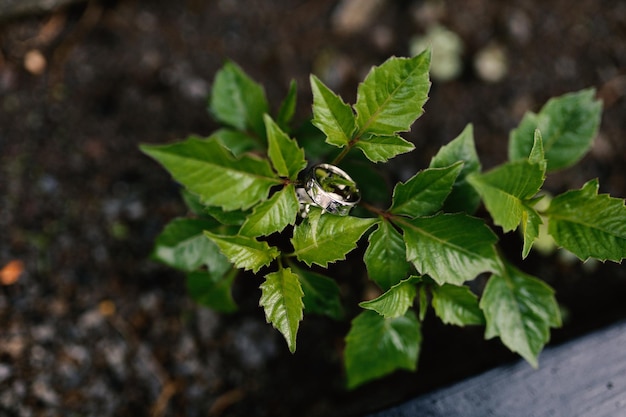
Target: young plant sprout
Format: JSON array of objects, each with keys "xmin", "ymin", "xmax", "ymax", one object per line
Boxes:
[{"xmin": 141, "ymin": 50, "xmax": 626, "ymax": 388}]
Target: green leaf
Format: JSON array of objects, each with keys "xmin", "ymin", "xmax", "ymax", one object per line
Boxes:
[
  {"xmin": 480, "ymin": 262, "xmax": 561, "ymax": 367},
  {"xmin": 140, "ymin": 137, "xmax": 281, "ymax": 211},
  {"xmin": 180, "ymin": 177, "xmax": 252, "ymax": 227},
  {"xmin": 290, "ymin": 263, "xmax": 343, "ymax": 320},
  {"xmin": 182, "ymin": 187, "xmax": 250, "ymax": 226},
  {"xmin": 152, "ymin": 218, "xmax": 230, "ymax": 274},
  {"xmin": 520, "ymin": 130, "xmax": 547, "ymax": 258},
  {"xmin": 345, "ymin": 310, "xmax": 421, "ymax": 389},
  {"xmin": 180, "ymin": 189, "xmax": 211, "ymax": 217},
  {"xmin": 204, "ymin": 232, "xmax": 279, "ymax": 273},
  {"xmin": 295, "ymin": 119, "xmax": 337, "ymax": 161},
  {"xmin": 546, "ymin": 179, "xmax": 626, "ymax": 262},
  {"xmin": 509, "ymin": 88, "xmax": 602, "ymax": 171},
  {"xmin": 187, "ymin": 269, "xmax": 237, "ymax": 313},
  {"xmin": 364, "ymin": 220, "xmax": 410, "ymax": 290},
  {"xmin": 359, "ymin": 276, "xmax": 421, "ymax": 318},
  {"xmin": 429, "ymin": 123, "xmax": 482, "ymax": 213},
  {"xmin": 469, "ymin": 131, "xmax": 546, "ymax": 258},
  {"xmin": 210, "ymin": 128, "xmax": 261, "ymax": 157},
  {"xmin": 528, "ymin": 129, "xmax": 547, "ymax": 170},
  {"xmin": 204, "ymin": 205, "xmax": 250, "ymax": 226},
  {"xmin": 398, "ymin": 213, "xmax": 499, "ymax": 285},
  {"xmin": 468, "ymin": 161, "xmax": 543, "ymax": 232},
  {"xmin": 291, "ymin": 208, "xmax": 377, "ymax": 267},
  {"xmin": 353, "ymin": 134, "xmax": 415, "ymax": 163},
  {"xmin": 259, "ymin": 267, "xmax": 304, "ymax": 353},
  {"xmin": 468, "ymin": 136, "xmax": 545, "ymax": 233},
  {"xmin": 418, "ymin": 285, "xmax": 428, "ymax": 321},
  {"xmin": 239, "ymin": 185, "xmax": 299, "ymax": 237},
  {"xmin": 390, "ymin": 162, "xmax": 463, "ymax": 218},
  {"xmin": 310, "ymin": 74, "xmax": 356, "ymax": 147},
  {"xmin": 209, "ymin": 61, "xmax": 269, "ymax": 138},
  {"xmin": 353, "ymin": 50, "xmax": 431, "ymax": 137},
  {"xmin": 276, "ymin": 79, "xmax": 297, "ymax": 130},
  {"xmin": 521, "ymin": 203, "xmax": 543, "ymax": 259},
  {"xmin": 265, "ymin": 114, "xmax": 307, "ymax": 179},
  {"xmin": 431, "ymin": 284, "xmax": 484, "ymax": 326}
]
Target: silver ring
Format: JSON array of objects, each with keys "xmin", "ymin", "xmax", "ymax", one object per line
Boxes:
[{"xmin": 296, "ymin": 164, "xmax": 360, "ymax": 217}]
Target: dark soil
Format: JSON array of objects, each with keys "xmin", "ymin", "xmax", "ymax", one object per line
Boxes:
[{"xmin": 1, "ymin": 1, "xmax": 626, "ymax": 416}]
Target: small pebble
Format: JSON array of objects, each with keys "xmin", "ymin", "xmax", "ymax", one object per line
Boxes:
[
  {"xmin": 32, "ymin": 377, "xmax": 59, "ymax": 406},
  {"xmin": 332, "ymin": 0, "xmax": 385, "ymax": 34},
  {"xmin": 0, "ymin": 363, "xmax": 12, "ymax": 383},
  {"xmin": 410, "ymin": 25, "xmax": 464, "ymax": 82},
  {"xmin": 24, "ymin": 50, "xmax": 46, "ymax": 75},
  {"xmin": 474, "ymin": 43, "xmax": 508, "ymax": 82}
]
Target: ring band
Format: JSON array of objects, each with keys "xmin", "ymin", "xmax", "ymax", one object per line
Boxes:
[{"xmin": 297, "ymin": 164, "xmax": 361, "ymax": 217}]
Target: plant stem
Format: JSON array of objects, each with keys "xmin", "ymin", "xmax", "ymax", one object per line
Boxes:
[
  {"xmin": 331, "ymin": 146, "xmax": 351, "ymax": 165},
  {"xmin": 331, "ymin": 136, "xmax": 360, "ymax": 165},
  {"xmin": 360, "ymin": 201, "xmax": 393, "ymax": 220}
]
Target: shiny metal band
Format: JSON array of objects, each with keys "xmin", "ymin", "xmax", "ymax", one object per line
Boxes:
[{"xmin": 297, "ymin": 164, "xmax": 360, "ymax": 217}]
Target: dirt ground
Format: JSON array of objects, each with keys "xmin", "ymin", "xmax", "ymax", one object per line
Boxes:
[{"xmin": 1, "ymin": 1, "xmax": 626, "ymax": 416}]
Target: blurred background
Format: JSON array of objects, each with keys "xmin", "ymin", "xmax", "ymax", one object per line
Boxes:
[{"xmin": 1, "ymin": 1, "xmax": 625, "ymax": 416}]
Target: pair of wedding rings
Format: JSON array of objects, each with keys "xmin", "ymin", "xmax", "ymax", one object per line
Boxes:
[{"xmin": 296, "ymin": 164, "xmax": 360, "ymax": 217}]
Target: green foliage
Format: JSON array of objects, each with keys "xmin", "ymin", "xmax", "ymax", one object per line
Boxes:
[
  {"xmin": 290, "ymin": 263, "xmax": 343, "ymax": 320},
  {"xmin": 390, "ymin": 162, "xmax": 463, "ymax": 218},
  {"xmin": 353, "ymin": 135, "xmax": 416, "ymax": 163},
  {"xmin": 210, "ymin": 128, "xmax": 261, "ymax": 156},
  {"xmin": 260, "ymin": 267, "xmax": 304, "ymax": 353},
  {"xmin": 469, "ymin": 131, "xmax": 546, "ymax": 258},
  {"xmin": 239, "ymin": 185, "xmax": 299, "ymax": 237},
  {"xmin": 364, "ymin": 220, "xmax": 410, "ymax": 290},
  {"xmin": 277, "ymin": 80, "xmax": 297, "ymax": 130},
  {"xmin": 508, "ymin": 89, "xmax": 602, "ymax": 171},
  {"xmin": 431, "ymin": 283, "xmax": 485, "ymax": 326},
  {"xmin": 353, "ymin": 51, "xmax": 430, "ymax": 136},
  {"xmin": 265, "ymin": 114, "xmax": 307, "ymax": 180},
  {"xmin": 429, "ymin": 124, "xmax": 482, "ymax": 213},
  {"xmin": 399, "ymin": 213, "xmax": 499, "ymax": 286},
  {"xmin": 142, "ymin": 53, "xmax": 626, "ymax": 389},
  {"xmin": 359, "ymin": 276, "xmax": 421, "ymax": 318},
  {"xmin": 310, "ymin": 74, "xmax": 356, "ymax": 147},
  {"xmin": 469, "ymin": 133, "xmax": 546, "ymax": 233},
  {"xmin": 344, "ymin": 310, "xmax": 421, "ymax": 389},
  {"xmin": 311, "ymin": 51, "xmax": 431, "ymax": 163},
  {"xmin": 209, "ymin": 60, "xmax": 269, "ymax": 139},
  {"xmin": 139, "ymin": 137, "xmax": 281, "ymax": 211},
  {"xmin": 291, "ymin": 207, "xmax": 377, "ymax": 267},
  {"xmin": 203, "ymin": 232, "xmax": 279, "ymax": 273},
  {"xmin": 152, "ymin": 217, "xmax": 227, "ymax": 272},
  {"xmin": 187, "ymin": 270, "xmax": 237, "ymax": 313},
  {"xmin": 546, "ymin": 179, "xmax": 626, "ymax": 261},
  {"xmin": 480, "ymin": 261, "xmax": 562, "ymax": 367}
]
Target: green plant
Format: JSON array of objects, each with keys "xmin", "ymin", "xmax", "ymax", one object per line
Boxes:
[{"xmin": 141, "ymin": 50, "xmax": 626, "ymax": 389}]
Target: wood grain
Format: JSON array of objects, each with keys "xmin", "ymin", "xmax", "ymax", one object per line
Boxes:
[{"xmin": 368, "ymin": 320, "xmax": 626, "ymax": 417}]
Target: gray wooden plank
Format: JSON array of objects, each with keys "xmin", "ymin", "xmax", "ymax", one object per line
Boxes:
[{"xmin": 366, "ymin": 320, "xmax": 626, "ymax": 417}]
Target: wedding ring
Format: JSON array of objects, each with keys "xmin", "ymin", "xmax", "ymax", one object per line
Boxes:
[{"xmin": 297, "ymin": 164, "xmax": 361, "ymax": 217}]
